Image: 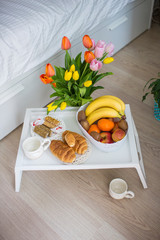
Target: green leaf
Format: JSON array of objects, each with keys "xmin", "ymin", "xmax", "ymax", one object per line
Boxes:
[
  {"xmin": 143, "ymin": 78, "xmax": 157, "ymax": 91},
  {"xmin": 54, "ymin": 66, "xmax": 62, "ymax": 80},
  {"xmin": 88, "ymin": 86, "xmax": 104, "ymax": 96},
  {"xmin": 92, "ymin": 71, "xmax": 98, "ymax": 78},
  {"xmin": 152, "ymin": 80, "xmax": 160, "ymax": 92},
  {"xmin": 79, "ymin": 87, "xmax": 86, "ymax": 97},
  {"xmin": 81, "ymin": 97, "xmax": 92, "ymax": 106},
  {"xmin": 54, "ymin": 99, "xmax": 64, "ymax": 105},
  {"xmin": 142, "ymin": 75, "xmax": 160, "ymax": 104},
  {"xmin": 73, "ymin": 85, "xmax": 79, "ymax": 95},
  {"xmin": 68, "ymin": 81, "xmax": 73, "ymax": 92},
  {"xmin": 142, "ymin": 92, "xmax": 149, "ymax": 102},
  {"xmin": 65, "ymin": 50, "xmax": 71, "ymax": 70},
  {"xmin": 148, "ymin": 81, "xmax": 157, "ymax": 89},
  {"xmin": 79, "ymin": 71, "xmax": 93, "ymax": 86},
  {"xmin": 50, "ymin": 84, "xmax": 69, "ymax": 98},
  {"xmin": 47, "ymin": 109, "xmax": 50, "ymax": 115},
  {"xmin": 75, "ymin": 52, "xmax": 82, "ymax": 69},
  {"xmin": 59, "ymin": 67, "xmax": 65, "ymax": 79},
  {"xmin": 52, "ymin": 75, "xmax": 57, "ymax": 81},
  {"xmin": 80, "ymin": 60, "xmax": 87, "ymax": 74},
  {"xmin": 50, "ymin": 92, "xmax": 62, "ymax": 98},
  {"xmin": 92, "ymin": 72, "xmax": 113, "ymax": 85}
]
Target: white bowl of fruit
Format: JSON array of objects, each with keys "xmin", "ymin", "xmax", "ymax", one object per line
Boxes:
[{"xmin": 76, "ymin": 95, "xmax": 128, "ymax": 152}]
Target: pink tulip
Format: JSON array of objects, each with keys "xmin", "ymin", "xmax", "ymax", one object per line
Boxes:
[
  {"xmin": 90, "ymin": 59, "xmax": 102, "ymax": 71},
  {"xmin": 94, "ymin": 46, "xmax": 104, "ymax": 58},
  {"xmin": 96, "ymin": 40, "xmax": 106, "ymax": 49},
  {"xmin": 90, "ymin": 39, "xmax": 95, "ymax": 51},
  {"xmin": 105, "ymin": 42, "xmax": 114, "ymax": 56}
]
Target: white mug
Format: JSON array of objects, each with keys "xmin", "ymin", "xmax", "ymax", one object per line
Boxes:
[
  {"xmin": 109, "ymin": 178, "xmax": 135, "ymax": 200},
  {"xmin": 22, "ymin": 136, "xmax": 51, "ymax": 159}
]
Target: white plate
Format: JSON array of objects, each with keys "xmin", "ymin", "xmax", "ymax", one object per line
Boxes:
[
  {"xmin": 53, "ymin": 134, "xmax": 92, "ymax": 165},
  {"xmin": 31, "ymin": 116, "xmax": 66, "ymax": 140}
]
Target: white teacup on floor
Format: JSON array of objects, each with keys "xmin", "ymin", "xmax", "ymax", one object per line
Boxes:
[
  {"xmin": 109, "ymin": 178, "xmax": 135, "ymax": 200},
  {"xmin": 22, "ymin": 136, "xmax": 51, "ymax": 160}
]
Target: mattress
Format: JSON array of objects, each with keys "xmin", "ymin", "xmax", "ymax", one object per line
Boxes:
[{"xmin": 0, "ymin": 0, "xmax": 135, "ymax": 88}]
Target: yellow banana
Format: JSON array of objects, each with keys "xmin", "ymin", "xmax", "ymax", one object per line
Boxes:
[
  {"xmin": 87, "ymin": 107, "xmax": 122, "ymax": 125},
  {"xmin": 97, "ymin": 95, "xmax": 125, "ymax": 113},
  {"xmin": 85, "ymin": 97, "xmax": 124, "ymax": 117}
]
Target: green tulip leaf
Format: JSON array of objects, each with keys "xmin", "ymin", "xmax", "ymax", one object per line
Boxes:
[
  {"xmin": 79, "ymin": 87, "xmax": 86, "ymax": 97},
  {"xmin": 81, "ymin": 97, "xmax": 92, "ymax": 106},
  {"xmin": 75, "ymin": 52, "xmax": 82, "ymax": 69},
  {"xmin": 68, "ymin": 81, "xmax": 73, "ymax": 92},
  {"xmin": 86, "ymin": 86, "xmax": 104, "ymax": 97},
  {"xmin": 92, "ymin": 72, "xmax": 113, "ymax": 84},
  {"xmin": 79, "ymin": 72, "xmax": 92, "ymax": 86},
  {"xmin": 65, "ymin": 50, "xmax": 71, "ymax": 70},
  {"xmin": 59, "ymin": 67, "xmax": 65, "ymax": 79}
]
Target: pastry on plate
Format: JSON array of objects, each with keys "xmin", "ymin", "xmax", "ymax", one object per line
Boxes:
[
  {"xmin": 50, "ymin": 139, "xmax": 76, "ymax": 163},
  {"xmin": 64, "ymin": 132, "xmax": 75, "ymax": 147},
  {"xmin": 34, "ymin": 124, "xmax": 52, "ymax": 138},
  {"xmin": 43, "ymin": 116, "xmax": 60, "ymax": 129},
  {"xmin": 62, "ymin": 130, "xmax": 88, "ymax": 155}
]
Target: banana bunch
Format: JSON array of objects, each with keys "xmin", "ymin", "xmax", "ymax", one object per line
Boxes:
[{"xmin": 86, "ymin": 95, "xmax": 125, "ymax": 125}]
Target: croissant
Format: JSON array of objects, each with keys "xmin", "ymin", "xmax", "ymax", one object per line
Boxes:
[
  {"xmin": 50, "ymin": 140, "xmax": 76, "ymax": 163},
  {"xmin": 64, "ymin": 132, "xmax": 75, "ymax": 147},
  {"xmin": 62, "ymin": 130, "xmax": 88, "ymax": 155}
]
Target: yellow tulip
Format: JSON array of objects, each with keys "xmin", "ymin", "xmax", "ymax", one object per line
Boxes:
[
  {"xmin": 47, "ymin": 102, "xmax": 58, "ymax": 111},
  {"xmin": 103, "ymin": 57, "xmax": 114, "ymax": 64},
  {"xmin": 84, "ymin": 80, "xmax": 92, "ymax": 87},
  {"xmin": 60, "ymin": 101, "xmax": 67, "ymax": 110},
  {"xmin": 64, "ymin": 70, "xmax": 72, "ymax": 81},
  {"xmin": 70, "ymin": 64, "xmax": 75, "ymax": 72},
  {"xmin": 73, "ymin": 71, "xmax": 79, "ymax": 80}
]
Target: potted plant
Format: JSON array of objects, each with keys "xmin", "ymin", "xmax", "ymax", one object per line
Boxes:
[
  {"xmin": 40, "ymin": 35, "xmax": 115, "ymax": 114},
  {"xmin": 142, "ymin": 73, "xmax": 160, "ymax": 121}
]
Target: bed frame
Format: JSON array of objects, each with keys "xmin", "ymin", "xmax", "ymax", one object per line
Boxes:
[{"xmin": 0, "ymin": 0, "xmax": 154, "ymax": 140}]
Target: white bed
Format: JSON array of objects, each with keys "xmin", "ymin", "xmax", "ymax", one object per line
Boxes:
[{"xmin": 0, "ymin": 0, "xmax": 154, "ymax": 139}]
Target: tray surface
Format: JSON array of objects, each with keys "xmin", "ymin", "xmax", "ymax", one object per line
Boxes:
[{"xmin": 15, "ymin": 104, "xmax": 139, "ymax": 171}]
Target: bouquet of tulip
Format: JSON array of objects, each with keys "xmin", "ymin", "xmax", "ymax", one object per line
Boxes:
[{"xmin": 40, "ymin": 35, "xmax": 115, "ymax": 113}]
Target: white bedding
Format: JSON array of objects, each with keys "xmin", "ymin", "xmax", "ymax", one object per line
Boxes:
[{"xmin": 0, "ymin": 0, "xmax": 135, "ymax": 87}]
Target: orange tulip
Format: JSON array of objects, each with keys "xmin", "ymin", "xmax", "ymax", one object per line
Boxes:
[
  {"xmin": 82, "ymin": 35, "xmax": 92, "ymax": 49},
  {"xmin": 61, "ymin": 36, "xmax": 71, "ymax": 50},
  {"xmin": 52, "ymin": 82, "xmax": 56, "ymax": 88},
  {"xmin": 46, "ymin": 63, "xmax": 55, "ymax": 77},
  {"xmin": 84, "ymin": 51, "xmax": 95, "ymax": 63},
  {"xmin": 40, "ymin": 74, "xmax": 53, "ymax": 84}
]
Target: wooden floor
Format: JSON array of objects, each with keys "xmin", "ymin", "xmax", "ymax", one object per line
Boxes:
[{"xmin": 0, "ymin": 23, "xmax": 160, "ymax": 240}]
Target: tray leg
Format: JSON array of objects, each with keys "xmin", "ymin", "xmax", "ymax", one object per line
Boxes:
[
  {"xmin": 135, "ymin": 164, "xmax": 148, "ymax": 189},
  {"xmin": 131, "ymin": 115, "xmax": 147, "ymax": 189},
  {"xmin": 15, "ymin": 170, "xmax": 23, "ymax": 192}
]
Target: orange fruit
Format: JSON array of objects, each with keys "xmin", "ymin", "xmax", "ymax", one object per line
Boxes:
[
  {"xmin": 97, "ymin": 119, "xmax": 114, "ymax": 131},
  {"xmin": 88, "ymin": 124, "xmax": 100, "ymax": 134}
]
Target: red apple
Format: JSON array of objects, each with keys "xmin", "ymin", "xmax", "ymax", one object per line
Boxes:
[
  {"xmin": 100, "ymin": 132, "xmax": 113, "ymax": 144},
  {"xmin": 112, "ymin": 128, "xmax": 126, "ymax": 142}
]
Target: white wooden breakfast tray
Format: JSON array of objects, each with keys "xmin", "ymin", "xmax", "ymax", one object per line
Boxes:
[{"xmin": 14, "ymin": 105, "xmax": 147, "ymax": 192}]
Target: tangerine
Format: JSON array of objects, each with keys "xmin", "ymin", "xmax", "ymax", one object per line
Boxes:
[
  {"xmin": 97, "ymin": 118, "xmax": 114, "ymax": 131},
  {"xmin": 88, "ymin": 124, "xmax": 100, "ymax": 134}
]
